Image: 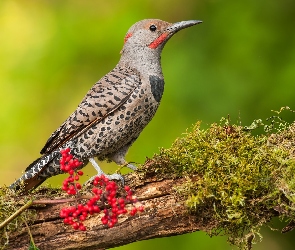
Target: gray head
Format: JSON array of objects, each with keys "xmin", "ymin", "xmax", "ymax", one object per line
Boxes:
[
  {"xmin": 122, "ymin": 19, "xmax": 202, "ymax": 52},
  {"xmin": 119, "ymin": 19, "xmax": 202, "ymax": 74}
]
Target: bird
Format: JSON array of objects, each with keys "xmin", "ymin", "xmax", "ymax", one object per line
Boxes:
[{"xmin": 9, "ymin": 19, "xmax": 202, "ymax": 192}]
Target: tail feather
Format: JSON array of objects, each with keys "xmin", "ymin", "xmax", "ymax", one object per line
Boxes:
[
  {"xmin": 24, "ymin": 157, "xmax": 42, "ymax": 172},
  {"xmin": 9, "ymin": 151, "xmax": 60, "ymax": 192}
]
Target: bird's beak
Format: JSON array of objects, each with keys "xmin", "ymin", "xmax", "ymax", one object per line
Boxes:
[
  {"xmin": 148, "ymin": 20, "xmax": 202, "ymax": 49},
  {"xmin": 166, "ymin": 20, "xmax": 202, "ymax": 34}
]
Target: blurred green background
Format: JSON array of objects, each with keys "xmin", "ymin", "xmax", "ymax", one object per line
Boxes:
[{"xmin": 1, "ymin": 0, "xmax": 295, "ymax": 249}]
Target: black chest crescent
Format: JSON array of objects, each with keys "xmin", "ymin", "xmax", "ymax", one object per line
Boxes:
[{"xmin": 149, "ymin": 75, "xmax": 165, "ymax": 102}]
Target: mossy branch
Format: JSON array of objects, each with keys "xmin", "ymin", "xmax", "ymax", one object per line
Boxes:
[{"xmin": 1, "ymin": 116, "xmax": 295, "ymax": 250}]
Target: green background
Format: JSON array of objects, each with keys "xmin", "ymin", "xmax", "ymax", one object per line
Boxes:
[{"xmin": 1, "ymin": 0, "xmax": 295, "ymax": 249}]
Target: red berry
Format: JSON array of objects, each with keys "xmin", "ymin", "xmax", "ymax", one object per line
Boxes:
[
  {"xmin": 64, "ymin": 165, "xmax": 70, "ymax": 172},
  {"xmin": 68, "ymin": 177, "xmax": 74, "ymax": 182},
  {"xmin": 60, "ymin": 210, "xmax": 67, "ymax": 218},
  {"xmin": 79, "ymin": 224, "xmax": 86, "ymax": 231},
  {"xmin": 126, "ymin": 195, "xmax": 132, "ymax": 201},
  {"xmin": 93, "ymin": 205, "xmax": 100, "ymax": 213},
  {"xmin": 108, "ymin": 221, "xmax": 114, "ymax": 228},
  {"xmin": 72, "ymin": 222, "xmax": 79, "ymax": 230},
  {"xmin": 87, "ymin": 200, "xmax": 94, "ymax": 207},
  {"xmin": 130, "ymin": 207, "xmax": 137, "ymax": 216},
  {"xmin": 72, "ymin": 211, "xmax": 79, "ymax": 218},
  {"xmin": 94, "ymin": 176, "xmax": 101, "ymax": 181},
  {"xmin": 77, "ymin": 204, "xmax": 83, "ymax": 210},
  {"xmin": 118, "ymin": 198, "xmax": 125, "ymax": 204},
  {"xmin": 79, "ymin": 215, "xmax": 86, "ymax": 221},
  {"xmin": 109, "ymin": 191, "xmax": 117, "ymax": 197},
  {"xmin": 66, "ymin": 155, "xmax": 73, "ymax": 162},
  {"xmin": 75, "ymin": 161, "xmax": 82, "ymax": 167},
  {"xmin": 112, "ymin": 207, "xmax": 118, "ymax": 214},
  {"xmin": 101, "ymin": 217, "xmax": 108, "ymax": 225},
  {"xmin": 92, "ymin": 187, "xmax": 99, "ymax": 194}
]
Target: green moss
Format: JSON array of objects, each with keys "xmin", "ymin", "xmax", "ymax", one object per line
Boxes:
[
  {"xmin": 0, "ymin": 187, "xmax": 37, "ymax": 248},
  {"xmin": 147, "ymin": 119, "xmax": 295, "ymax": 249}
]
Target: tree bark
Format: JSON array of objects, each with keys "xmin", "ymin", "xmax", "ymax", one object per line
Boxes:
[{"xmin": 7, "ymin": 173, "xmax": 208, "ymax": 250}]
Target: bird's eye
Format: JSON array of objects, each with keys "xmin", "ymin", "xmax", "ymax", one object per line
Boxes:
[{"xmin": 149, "ymin": 25, "xmax": 157, "ymax": 32}]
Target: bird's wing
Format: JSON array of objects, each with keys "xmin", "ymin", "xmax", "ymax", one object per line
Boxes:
[{"xmin": 40, "ymin": 66, "xmax": 141, "ymax": 154}]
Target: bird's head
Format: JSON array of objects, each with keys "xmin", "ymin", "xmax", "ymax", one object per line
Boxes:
[{"xmin": 121, "ymin": 19, "xmax": 202, "ymax": 54}]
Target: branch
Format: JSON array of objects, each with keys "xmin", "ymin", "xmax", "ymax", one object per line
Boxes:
[
  {"xmin": 3, "ymin": 118, "xmax": 295, "ymax": 249},
  {"xmin": 6, "ymin": 175, "xmax": 203, "ymax": 250}
]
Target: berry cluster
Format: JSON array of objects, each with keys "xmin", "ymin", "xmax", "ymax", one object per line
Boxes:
[
  {"xmin": 60, "ymin": 148, "xmax": 83, "ymax": 195},
  {"xmin": 59, "ymin": 148, "xmax": 144, "ymax": 231}
]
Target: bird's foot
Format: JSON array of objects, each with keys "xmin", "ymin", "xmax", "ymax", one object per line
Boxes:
[
  {"xmin": 115, "ymin": 162, "xmax": 137, "ymax": 173},
  {"xmin": 126, "ymin": 163, "xmax": 137, "ymax": 170},
  {"xmin": 86, "ymin": 172, "xmax": 124, "ymax": 185},
  {"xmin": 86, "ymin": 158, "xmax": 124, "ymax": 185}
]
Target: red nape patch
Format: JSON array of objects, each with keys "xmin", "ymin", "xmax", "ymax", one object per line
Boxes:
[
  {"xmin": 148, "ymin": 33, "xmax": 169, "ymax": 49},
  {"xmin": 124, "ymin": 33, "xmax": 132, "ymax": 43}
]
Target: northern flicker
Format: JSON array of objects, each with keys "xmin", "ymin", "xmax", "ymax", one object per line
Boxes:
[{"xmin": 10, "ymin": 19, "xmax": 202, "ymax": 191}]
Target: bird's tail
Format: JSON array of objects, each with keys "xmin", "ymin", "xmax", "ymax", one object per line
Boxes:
[{"xmin": 9, "ymin": 151, "xmax": 61, "ymax": 192}]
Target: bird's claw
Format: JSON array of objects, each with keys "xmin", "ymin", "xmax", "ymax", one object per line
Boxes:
[
  {"xmin": 126, "ymin": 163, "xmax": 137, "ymax": 170},
  {"xmin": 115, "ymin": 162, "xmax": 137, "ymax": 173},
  {"xmin": 86, "ymin": 158, "xmax": 125, "ymax": 185},
  {"xmin": 85, "ymin": 172, "xmax": 125, "ymax": 186}
]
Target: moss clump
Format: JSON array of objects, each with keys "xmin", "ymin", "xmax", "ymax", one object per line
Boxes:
[{"xmin": 147, "ymin": 120, "xmax": 295, "ymax": 249}]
